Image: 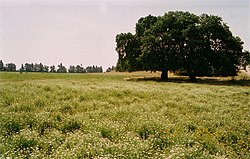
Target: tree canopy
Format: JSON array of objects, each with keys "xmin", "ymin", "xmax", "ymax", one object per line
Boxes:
[
  {"xmin": 0, "ymin": 60, "xmax": 104, "ymax": 74},
  {"xmin": 115, "ymin": 11, "xmax": 250, "ymax": 81}
]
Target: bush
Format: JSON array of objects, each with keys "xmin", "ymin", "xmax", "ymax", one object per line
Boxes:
[
  {"xmin": 152, "ymin": 136, "xmax": 171, "ymax": 150},
  {"xmin": 38, "ymin": 121, "xmax": 53, "ymax": 135},
  {"xmin": 138, "ymin": 125, "xmax": 152, "ymax": 140},
  {"xmin": 61, "ymin": 120, "xmax": 81, "ymax": 133},
  {"xmin": 5, "ymin": 120, "xmax": 21, "ymax": 135},
  {"xmin": 15, "ymin": 135, "xmax": 37, "ymax": 151},
  {"xmin": 100, "ymin": 128, "xmax": 112, "ymax": 140}
]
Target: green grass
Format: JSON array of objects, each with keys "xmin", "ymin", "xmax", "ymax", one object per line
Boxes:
[{"xmin": 0, "ymin": 72, "xmax": 249, "ymax": 158}]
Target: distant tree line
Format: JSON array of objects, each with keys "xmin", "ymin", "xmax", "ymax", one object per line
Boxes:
[
  {"xmin": 0, "ymin": 60, "xmax": 105, "ymax": 73},
  {"xmin": 115, "ymin": 11, "xmax": 250, "ymax": 81},
  {"xmin": 20, "ymin": 63, "xmax": 50, "ymax": 72},
  {"xmin": 68, "ymin": 65, "xmax": 103, "ymax": 73},
  {"xmin": 0, "ymin": 60, "xmax": 17, "ymax": 72}
]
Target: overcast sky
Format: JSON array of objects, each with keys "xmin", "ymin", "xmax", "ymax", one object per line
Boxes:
[{"xmin": 0, "ymin": 0, "xmax": 249, "ymax": 69}]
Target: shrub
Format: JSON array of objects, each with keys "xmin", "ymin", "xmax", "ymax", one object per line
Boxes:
[
  {"xmin": 25, "ymin": 116, "xmax": 37, "ymax": 130},
  {"xmin": 138, "ymin": 125, "xmax": 152, "ymax": 140},
  {"xmin": 152, "ymin": 136, "xmax": 171, "ymax": 150},
  {"xmin": 100, "ymin": 128, "xmax": 112, "ymax": 140},
  {"xmin": 187, "ymin": 124, "xmax": 197, "ymax": 132},
  {"xmin": 38, "ymin": 121, "xmax": 53, "ymax": 135},
  {"xmin": 5, "ymin": 120, "xmax": 21, "ymax": 135},
  {"xmin": 61, "ymin": 120, "xmax": 81, "ymax": 133},
  {"xmin": 60, "ymin": 105, "xmax": 73, "ymax": 114},
  {"xmin": 15, "ymin": 135, "xmax": 37, "ymax": 151}
]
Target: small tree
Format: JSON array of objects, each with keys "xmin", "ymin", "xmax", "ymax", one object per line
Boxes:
[
  {"xmin": 0, "ymin": 60, "xmax": 4, "ymax": 71},
  {"xmin": 106, "ymin": 66, "xmax": 115, "ymax": 72},
  {"xmin": 20, "ymin": 64, "xmax": 25, "ymax": 72},
  {"xmin": 57, "ymin": 63, "xmax": 67, "ymax": 73},
  {"xmin": 50, "ymin": 65, "xmax": 56, "ymax": 73},
  {"xmin": 39, "ymin": 63, "xmax": 44, "ymax": 72},
  {"xmin": 241, "ymin": 50, "xmax": 250, "ymax": 71},
  {"xmin": 76, "ymin": 65, "xmax": 84, "ymax": 73},
  {"xmin": 68, "ymin": 65, "xmax": 76, "ymax": 73},
  {"xmin": 6, "ymin": 63, "xmax": 16, "ymax": 72},
  {"xmin": 44, "ymin": 65, "xmax": 49, "ymax": 72}
]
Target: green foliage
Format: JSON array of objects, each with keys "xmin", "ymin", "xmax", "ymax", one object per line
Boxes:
[
  {"xmin": 187, "ymin": 124, "xmax": 197, "ymax": 132},
  {"xmin": 135, "ymin": 14, "xmax": 158, "ymax": 37},
  {"xmin": 0, "ymin": 60, "xmax": 4, "ymax": 71},
  {"xmin": 115, "ymin": 33, "xmax": 141, "ymax": 72},
  {"xmin": 15, "ymin": 135, "xmax": 37, "ymax": 151},
  {"xmin": 57, "ymin": 63, "xmax": 67, "ymax": 73},
  {"xmin": 23, "ymin": 62, "xmax": 49, "ymax": 72},
  {"xmin": 115, "ymin": 11, "xmax": 248, "ymax": 81},
  {"xmin": 138, "ymin": 125, "xmax": 152, "ymax": 140},
  {"xmin": 61, "ymin": 120, "xmax": 81, "ymax": 134},
  {"xmin": 4, "ymin": 120, "xmax": 22, "ymax": 135},
  {"xmin": 38, "ymin": 121, "xmax": 53, "ymax": 135},
  {"xmin": 100, "ymin": 128, "xmax": 113, "ymax": 140},
  {"xmin": 152, "ymin": 134, "xmax": 171, "ymax": 150},
  {"xmin": 0, "ymin": 72, "xmax": 250, "ymax": 158}
]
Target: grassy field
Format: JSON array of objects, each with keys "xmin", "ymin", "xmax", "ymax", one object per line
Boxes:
[{"xmin": 0, "ymin": 72, "xmax": 250, "ymax": 158}]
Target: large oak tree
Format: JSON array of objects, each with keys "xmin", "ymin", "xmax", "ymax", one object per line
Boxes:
[{"xmin": 115, "ymin": 11, "xmax": 249, "ymax": 81}]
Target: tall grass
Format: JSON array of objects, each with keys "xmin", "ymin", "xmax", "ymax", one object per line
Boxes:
[{"xmin": 0, "ymin": 72, "xmax": 249, "ymax": 158}]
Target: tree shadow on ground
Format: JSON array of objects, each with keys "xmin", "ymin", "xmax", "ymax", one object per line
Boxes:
[{"xmin": 125, "ymin": 76, "xmax": 250, "ymax": 86}]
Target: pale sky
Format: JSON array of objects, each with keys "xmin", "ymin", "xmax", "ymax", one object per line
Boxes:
[{"xmin": 0, "ymin": 0, "xmax": 249, "ymax": 70}]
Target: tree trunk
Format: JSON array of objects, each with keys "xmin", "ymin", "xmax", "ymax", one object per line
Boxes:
[
  {"xmin": 188, "ymin": 70, "xmax": 197, "ymax": 82},
  {"xmin": 189, "ymin": 74, "xmax": 197, "ymax": 82},
  {"xmin": 161, "ymin": 67, "xmax": 168, "ymax": 81}
]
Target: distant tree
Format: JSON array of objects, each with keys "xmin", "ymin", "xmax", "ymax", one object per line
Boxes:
[
  {"xmin": 44, "ymin": 65, "xmax": 49, "ymax": 72},
  {"xmin": 68, "ymin": 65, "xmax": 76, "ymax": 73},
  {"xmin": 106, "ymin": 67, "xmax": 111, "ymax": 72},
  {"xmin": 31, "ymin": 63, "xmax": 45, "ymax": 72},
  {"xmin": 6, "ymin": 63, "xmax": 16, "ymax": 72},
  {"xmin": 33, "ymin": 64, "xmax": 38, "ymax": 72},
  {"xmin": 82, "ymin": 67, "xmax": 87, "ymax": 73},
  {"xmin": 50, "ymin": 65, "xmax": 56, "ymax": 73},
  {"xmin": 57, "ymin": 63, "xmax": 67, "ymax": 73},
  {"xmin": 93, "ymin": 65, "xmax": 96, "ymax": 72},
  {"xmin": 0, "ymin": 60, "xmax": 4, "ymax": 71},
  {"xmin": 241, "ymin": 50, "xmax": 250, "ymax": 71},
  {"xmin": 85, "ymin": 65, "xmax": 103, "ymax": 73},
  {"xmin": 33, "ymin": 63, "xmax": 39, "ymax": 72},
  {"xmin": 99, "ymin": 66, "xmax": 103, "ymax": 73},
  {"xmin": 39, "ymin": 63, "xmax": 44, "ymax": 72},
  {"xmin": 20, "ymin": 64, "xmax": 25, "ymax": 72},
  {"xmin": 86, "ymin": 66, "xmax": 92, "ymax": 73},
  {"xmin": 106, "ymin": 66, "xmax": 115, "ymax": 72},
  {"xmin": 24, "ymin": 63, "xmax": 33, "ymax": 72},
  {"xmin": 76, "ymin": 65, "xmax": 85, "ymax": 73}
]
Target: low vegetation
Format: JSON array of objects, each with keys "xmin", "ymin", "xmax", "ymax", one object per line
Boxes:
[{"xmin": 0, "ymin": 72, "xmax": 249, "ymax": 158}]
